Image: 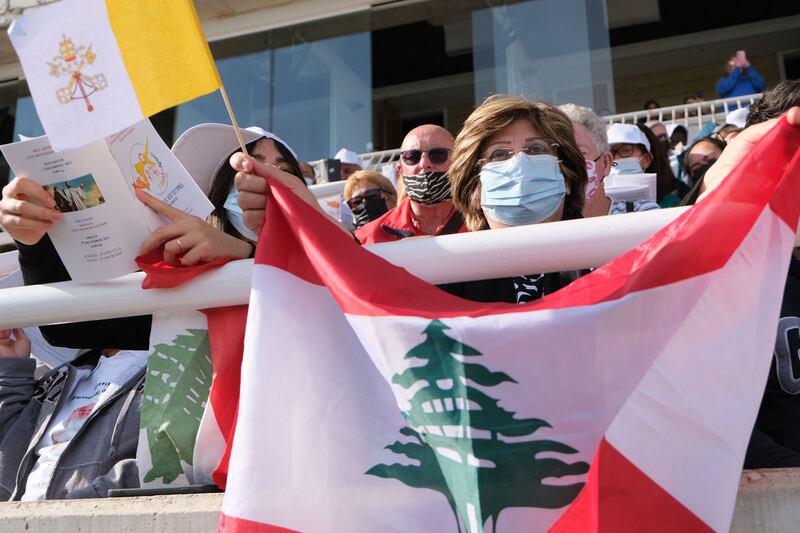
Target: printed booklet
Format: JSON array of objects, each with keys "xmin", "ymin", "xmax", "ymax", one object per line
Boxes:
[{"xmin": 1, "ymin": 119, "xmax": 213, "ymax": 282}]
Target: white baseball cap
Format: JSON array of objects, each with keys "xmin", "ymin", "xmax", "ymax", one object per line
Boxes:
[
  {"xmin": 334, "ymin": 148, "xmax": 363, "ymax": 168},
  {"xmin": 172, "ymin": 123, "xmax": 297, "ymax": 195},
  {"xmin": 607, "ymin": 123, "xmax": 651, "ymax": 153}
]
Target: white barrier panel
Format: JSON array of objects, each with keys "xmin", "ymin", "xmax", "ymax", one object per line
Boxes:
[
  {"xmin": 309, "ymin": 180, "xmax": 346, "ymax": 197},
  {"xmin": 0, "ymin": 207, "xmax": 693, "ymax": 329},
  {"xmin": 0, "ymin": 250, "xmax": 18, "ymax": 277}
]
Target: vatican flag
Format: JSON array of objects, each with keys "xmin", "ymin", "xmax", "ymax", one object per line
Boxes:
[{"xmin": 8, "ymin": 0, "xmax": 220, "ymax": 151}]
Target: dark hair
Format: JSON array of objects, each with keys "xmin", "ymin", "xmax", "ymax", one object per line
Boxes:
[
  {"xmin": 207, "ymin": 137, "xmax": 305, "ymax": 237},
  {"xmin": 714, "ymin": 124, "xmax": 741, "ymax": 141},
  {"xmin": 683, "ymin": 137, "xmax": 727, "ymax": 177},
  {"xmin": 643, "ymin": 99, "xmax": 660, "ymax": 109},
  {"xmin": 670, "ymin": 125, "xmax": 688, "ymax": 146},
  {"xmin": 745, "ymin": 80, "xmax": 800, "ymax": 127},
  {"xmin": 636, "ymin": 124, "xmax": 677, "ymax": 203}
]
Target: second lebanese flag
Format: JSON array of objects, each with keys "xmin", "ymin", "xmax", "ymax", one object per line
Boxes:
[{"xmin": 220, "ymin": 118, "xmax": 800, "ymax": 532}]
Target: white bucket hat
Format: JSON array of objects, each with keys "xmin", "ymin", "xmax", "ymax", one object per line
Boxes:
[
  {"xmin": 607, "ymin": 123, "xmax": 651, "ymax": 153},
  {"xmin": 172, "ymin": 123, "xmax": 297, "ymax": 195}
]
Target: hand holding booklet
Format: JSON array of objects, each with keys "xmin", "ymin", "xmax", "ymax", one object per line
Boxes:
[{"xmin": 1, "ymin": 119, "xmax": 213, "ymax": 282}]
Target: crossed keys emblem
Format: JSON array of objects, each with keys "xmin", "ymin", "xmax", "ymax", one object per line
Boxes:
[{"xmin": 48, "ymin": 35, "xmax": 107, "ymax": 112}]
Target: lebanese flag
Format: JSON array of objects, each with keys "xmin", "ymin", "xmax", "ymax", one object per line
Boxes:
[
  {"xmin": 137, "ymin": 247, "xmax": 246, "ymax": 489},
  {"xmin": 219, "ymin": 118, "xmax": 800, "ymax": 532}
]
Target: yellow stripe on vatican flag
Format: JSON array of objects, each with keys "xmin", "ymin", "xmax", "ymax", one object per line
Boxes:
[{"xmin": 106, "ymin": 0, "xmax": 221, "ymax": 117}]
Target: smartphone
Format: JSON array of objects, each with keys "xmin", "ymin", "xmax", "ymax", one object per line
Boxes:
[
  {"xmin": 736, "ymin": 50, "xmax": 747, "ymax": 65},
  {"xmin": 321, "ymin": 158, "xmax": 342, "ymax": 182}
]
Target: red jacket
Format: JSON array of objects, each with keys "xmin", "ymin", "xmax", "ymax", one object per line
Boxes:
[{"xmin": 354, "ymin": 198, "xmax": 467, "ymax": 244}]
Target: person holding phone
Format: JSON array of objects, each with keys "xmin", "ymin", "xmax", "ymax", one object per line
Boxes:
[{"xmin": 716, "ymin": 50, "xmax": 766, "ymax": 99}]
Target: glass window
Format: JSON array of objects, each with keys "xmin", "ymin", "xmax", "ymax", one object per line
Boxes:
[
  {"xmin": 12, "ymin": 96, "xmax": 45, "ymax": 139},
  {"xmin": 472, "ymin": 0, "xmax": 615, "ymax": 113},
  {"xmin": 175, "ymin": 13, "xmax": 372, "ymax": 162}
]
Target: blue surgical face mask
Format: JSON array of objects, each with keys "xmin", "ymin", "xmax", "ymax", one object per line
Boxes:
[
  {"xmin": 223, "ymin": 187, "xmax": 260, "ymax": 242},
  {"xmin": 609, "ymin": 156, "xmax": 645, "ymax": 175},
  {"xmin": 479, "ymin": 153, "xmax": 566, "ymax": 226}
]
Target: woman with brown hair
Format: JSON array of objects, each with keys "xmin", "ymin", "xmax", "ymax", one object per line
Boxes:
[
  {"xmin": 449, "ymin": 95, "xmax": 586, "ymax": 232},
  {"xmin": 441, "ymin": 95, "xmax": 588, "ymax": 303},
  {"xmin": 343, "ymin": 170, "xmax": 398, "ymax": 229}
]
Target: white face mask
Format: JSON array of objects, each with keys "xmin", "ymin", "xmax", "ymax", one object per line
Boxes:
[
  {"xmin": 584, "ymin": 159, "xmax": 600, "ymax": 200},
  {"xmin": 609, "ymin": 157, "xmax": 645, "ymax": 176},
  {"xmin": 223, "ymin": 186, "xmax": 259, "ymax": 242},
  {"xmin": 479, "ymin": 153, "xmax": 566, "ymax": 226}
]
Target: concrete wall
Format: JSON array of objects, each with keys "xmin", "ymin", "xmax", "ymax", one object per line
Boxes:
[
  {"xmin": 3, "ymin": 469, "xmax": 800, "ymax": 532},
  {"xmin": 0, "ymin": 493, "xmax": 222, "ymax": 533}
]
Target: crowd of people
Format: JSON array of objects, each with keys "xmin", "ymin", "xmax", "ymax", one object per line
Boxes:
[{"xmin": 0, "ymin": 76, "xmax": 798, "ymax": 502}]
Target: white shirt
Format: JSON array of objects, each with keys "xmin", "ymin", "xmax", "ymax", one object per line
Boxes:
[{"xmin": 21, "ymin": 350, "xmax": 147, "ymax": 501}]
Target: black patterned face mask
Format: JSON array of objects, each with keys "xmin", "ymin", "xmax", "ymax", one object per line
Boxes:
[
  {"xmin": 351, "ymin": 197, "xmax": 389, "ymax": 228},
  {"xmin": 402, "ymin": 171, "xmax": 451, "ymax": 205}
]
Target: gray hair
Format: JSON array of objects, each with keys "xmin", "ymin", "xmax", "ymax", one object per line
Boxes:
[{"xmin": 558, "ymin": 103, "xmax": 609, "ymax": 154}]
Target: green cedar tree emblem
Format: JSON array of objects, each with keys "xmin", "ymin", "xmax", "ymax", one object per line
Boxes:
[
  {"xmin": 140, "ymin": 328, "xmax": 212, "ymax": 484},
  {"xmin": 367, "ymin": 320, "xmax": 589, "ymax": 532}
]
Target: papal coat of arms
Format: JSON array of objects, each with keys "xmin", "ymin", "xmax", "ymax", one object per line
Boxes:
[{"xmin": 48, "ymin": 35, "xmax": 107, "ymax": 112}]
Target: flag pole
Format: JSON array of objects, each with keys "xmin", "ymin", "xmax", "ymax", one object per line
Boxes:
[{"xmin": 219, "ymin": 84, "xmax": 249, "ymax": 157}]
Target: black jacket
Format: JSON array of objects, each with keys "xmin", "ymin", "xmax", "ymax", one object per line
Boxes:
[
  {"xmin": 16, "ymin": 235, "xmax": 151, "ymax": 350},
  {"xmin": 745, "ymin": 256, "xmax": 800, "ymax": 468},
  {"xmin": 439, "ymin": 271, "xmax": 585, "ymax": 304}
]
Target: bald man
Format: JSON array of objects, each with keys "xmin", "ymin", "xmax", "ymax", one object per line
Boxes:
[{"xmin": 354, "ymin": 125, "xmax": 466, "ymax": 244}]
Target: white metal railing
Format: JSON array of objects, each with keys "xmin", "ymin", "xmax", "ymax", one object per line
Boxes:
[
  {"xmin": 603, "ymin": 94, "xmax": 762, "ymax": 130},
  {"xmin": 308, "ymin": 94, "xmax": 764, "ymax": 176},
  {"xmin": 308, "ymin": 148, "xmax": 401, "ymax": 179},
  {"xmin": 358, "ymin": 148, "xmax": 401, "ymax": 170},
  {"xmin": 0, "ymin": 207, "xmax": 692, "ymax": 329}
]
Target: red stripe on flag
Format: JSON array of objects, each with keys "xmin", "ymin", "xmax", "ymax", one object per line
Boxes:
[
  {"xmin": 255, "ymin": 118, "xmax": 800, "ymax": 319},
  {"xmin": 218, "ymin": 512, "xmax": 300, "ymax": 533},
  {"xmin": 549, "ymin": 438, "xmax": 712, "ymax": 533},
  {"xmin": 768, "ymin": 149, "xmax": 800, "ymax": 230},
  {"xmin": 202, "ymin": 305, "xmax": 249, "ymax": 489}
]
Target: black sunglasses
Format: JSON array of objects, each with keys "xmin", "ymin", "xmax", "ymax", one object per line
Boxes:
[
  {"xmin": 347, "ymin": 188, "xmax": 384, "ymax": 209},
  {"xmin": 400, "ymin": 147, "xmax": 451, "ymax": 165}
]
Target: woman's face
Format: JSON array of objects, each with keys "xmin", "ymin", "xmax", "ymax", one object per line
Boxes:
[
  {"xmin": 480, "ymin": 118, "xmax": 566, "ymax": 230},
  {"xmin": 349, "ymin": 182, "xmax": 382, "ymax": 200},
  {"xmin": 251, "ymin": 138, "xmax": 294, "ymax": 174},
  {"xmin": 686, "ymin": 140, "xmax": 724, "ymax": 177}
]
